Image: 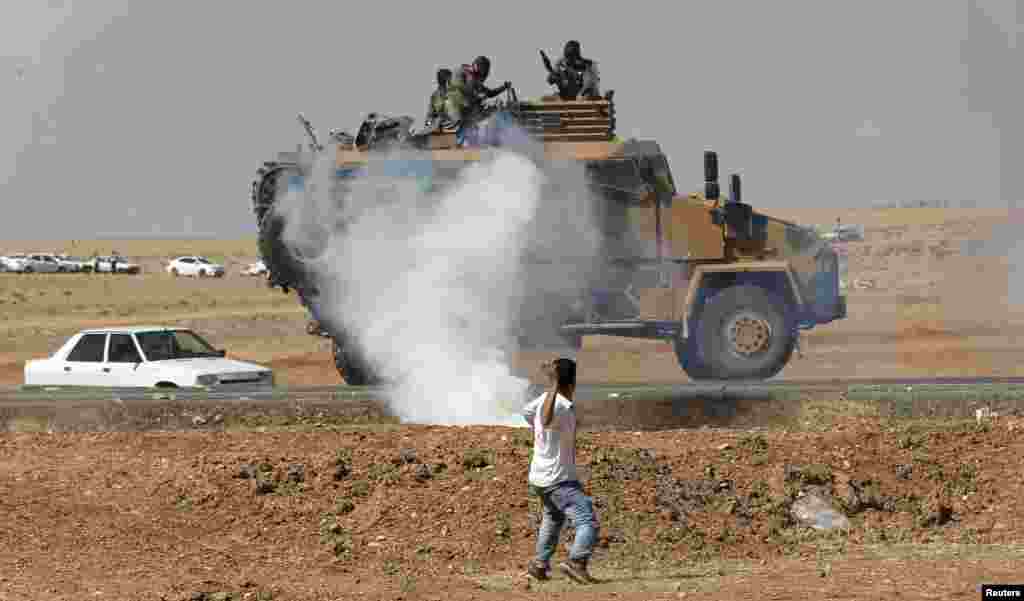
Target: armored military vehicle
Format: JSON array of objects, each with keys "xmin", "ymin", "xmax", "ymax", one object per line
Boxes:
[{"xmin": 250, "ymin": 84, "xmax": 846, "ymax": 385}]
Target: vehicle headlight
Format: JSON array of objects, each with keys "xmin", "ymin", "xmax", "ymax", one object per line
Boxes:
[{"xmin": 196, "ymin": 374, "xmax": 219, "ymax": 386}]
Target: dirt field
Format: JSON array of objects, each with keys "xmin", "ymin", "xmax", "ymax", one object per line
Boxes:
[
  {"xmin": 1, "ymin": 409, "xmax": 1020, "ymax": 600},
  {"xmin": 2, "ymin": 208, "xmax": 1023, "ymax": 599}
]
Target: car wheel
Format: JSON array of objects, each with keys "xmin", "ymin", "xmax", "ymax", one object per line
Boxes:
[
  {"xmin": 198, "ymin": 269, "xmax": 207, "ymax": 278},
  {"xmin": 23, "ymin": 266, "xmax": 32, "ymax": 274}
]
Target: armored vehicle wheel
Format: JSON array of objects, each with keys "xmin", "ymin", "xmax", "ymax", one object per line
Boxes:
[
  {"xmin": 332, "ymin": 340, "xmax": 382, "ymax": 386},
  {"xmin": 694, "ymin": 285, "xmax": 796, "ymax": 380}
]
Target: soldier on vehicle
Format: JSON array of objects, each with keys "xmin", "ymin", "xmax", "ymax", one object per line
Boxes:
[
  {"xmin": 446, "ymin": 56, "xmax": 510, "ymax": 146},
  {"xmin": 544, "ymin": 40, "xmax": 601, "ymax": 100},
  {"xmin": 424, "ymin": 68, "xmax": 453, "ymax": 131}
]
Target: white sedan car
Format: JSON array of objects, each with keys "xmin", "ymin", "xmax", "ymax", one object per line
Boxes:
[
  {"xmin": 21, "ymin": 253, "xmax": 64, "ymax": 273},
  {"xmin": 167, "ymin": 256, "xmax": 225, "ymax": 278},
  {"xmin": 243, "ymin": 260, "xmax": 268, "ymax": 276},
  {"xmin": 0, "ymin": 254, "xmax": 29, "ymax": 272},
  {"xmin": 92, "ymin": 255, "xmax": 141, "ymax": 274},
  {"xmin": 24, "ymin": 326, "xmax": 274, "ymax": 388}
]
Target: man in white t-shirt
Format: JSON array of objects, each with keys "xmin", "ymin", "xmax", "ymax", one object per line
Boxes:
[{"xmin": 521, "ymin": 358, "xmax": 599, "ymax": 584}]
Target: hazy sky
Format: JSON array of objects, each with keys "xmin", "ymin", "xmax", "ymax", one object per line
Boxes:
[{"xmin": 2, "ymin": 0, "xmax": 1021, "ymax": 238}]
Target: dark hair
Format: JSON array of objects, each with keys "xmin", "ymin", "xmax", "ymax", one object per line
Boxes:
[
  {"xmin": 437, "ymin": 68, "xmax": 452, "ymax": 84},
  {"xmin": 549, "ymin": 357, "xmax": 576, "ymax": 389}
]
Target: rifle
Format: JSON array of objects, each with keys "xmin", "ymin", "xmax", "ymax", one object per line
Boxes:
[
  {"xmin": 296, "ymin": 113, "xmax": 323, "ymax": 153},
  {"xmin": 540, "ymin": 49, "xmax": 556, "ymax": 78}
]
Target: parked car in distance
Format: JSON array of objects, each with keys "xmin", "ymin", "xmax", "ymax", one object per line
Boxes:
[
  {"xmin": 243, "ymin": 260, "xmax": 268, "ymax": 276},
  {"xmin": 24, "ymin": 253, "xmax": 63, "ymax": 273},
  {"xmin": 166, "ymin": 256, "xmax": 225, "ymax": 278},
  {"xmin": 92, "ymin": 255, "xmax": 141, "ymax": 274},
  {"xmin": 0, "ymin": 254, "xmax": 29, "ymax": 272},
  {"xmin": 56, "ymin": 254, "xmax": 94, "ymax": 273},
  {"xmin": 23, "ymin": 326, "xmax": 274, "ymax": 388}
]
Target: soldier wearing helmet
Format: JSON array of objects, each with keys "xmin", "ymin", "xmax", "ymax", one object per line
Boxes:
[
  {"xmin": 446, "ymin": 56, "xmax": 511, "ymax": 146},
  {"xmin": 548, "ymin": 40, "xmax": 601, "ymax": 100},
  {"xmin": 424, "ymin": 67, "xmax": 453, "ymax": 131}
]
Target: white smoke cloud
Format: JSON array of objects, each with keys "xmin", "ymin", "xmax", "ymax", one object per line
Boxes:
[{"xmin": 274, "ymin": 127, "xmax": 604, "ymax": 425}]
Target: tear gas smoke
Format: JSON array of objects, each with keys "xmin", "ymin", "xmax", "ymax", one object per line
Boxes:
[{"xmin": 275, "ymin": 127, "xmax": 603, "ymax": 425}]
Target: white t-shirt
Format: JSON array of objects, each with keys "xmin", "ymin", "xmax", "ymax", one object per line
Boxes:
[{"xmin": 522, "ymin": 391, "xmax": 577, "ymax": 489}]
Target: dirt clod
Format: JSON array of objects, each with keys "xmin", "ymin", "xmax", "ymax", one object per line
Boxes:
[
  {"xmin": 918, "ymin": 490, "xmax": 954, "ymax": 527},
  {"xmin": 253, "ymin": 474, "xmax": 276, "ymax": 495},
  {"xmin": 784, "ymin": 464, "xmax": 834, "ymax": 486},
  {"xmin": 332, "ymin": 463, "xmax": 350, "ymax": 481},
  {"xmin": 236, "ymin": 464, "xmax": 257, "ymax": 479},
  {"xmin": 286, "ymin": 463, "xmax": 305, "ymax": 483},
  {"xmin": 844, "ymin": 479, "xmax": 896, "ymax": 514},
  {"xmin": 655, "ymin": 477, "xmax": 720, "ymax": 522},
  {"xmin": 395, "ymin": 448, "xmax": 418, "ymax": 465},
  {"xmin": 414, "ymin": 463, "xmax": 433, "ymax": 482},
  {"xmin": 462, "ymin": 448, "xmax": 493, "ymax": 470}
]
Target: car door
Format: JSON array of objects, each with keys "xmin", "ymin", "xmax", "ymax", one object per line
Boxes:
[
  {"xmin": 102, "ymin": 333, "xmax": 146, "ymax": 386},
  {"xmin": 61, "ymin": 333, "xmax": 109, "ymax": 385}
]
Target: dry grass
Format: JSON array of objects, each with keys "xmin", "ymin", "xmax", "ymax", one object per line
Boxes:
[{"xmin": 0, "ymin": 272, "xmax": 300, "ymax": 331}]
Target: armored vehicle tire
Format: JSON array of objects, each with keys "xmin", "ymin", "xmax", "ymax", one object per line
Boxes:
[
  {"xmin": 694, "ymin": 285, "xmax": 796, "ymax": 380},
  {"xmin": 332, "ymin": 340, "xmax": 382, "ymax": 386}
]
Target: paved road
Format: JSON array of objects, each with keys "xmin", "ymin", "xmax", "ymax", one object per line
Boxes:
[{"xmin": 3, "ymin": 376, "xmax": 1024, "ymax": 406}]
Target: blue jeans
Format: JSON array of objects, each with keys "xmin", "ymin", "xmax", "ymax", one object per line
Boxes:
[{"xmin": 534, "ymin": 480, "xmax": 599, "ymax": 564}]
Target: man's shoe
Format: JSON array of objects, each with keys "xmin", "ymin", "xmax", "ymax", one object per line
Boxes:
[
  {"xmin": 559, "ymin": 559, "xmax": 596, "ymax": 584},
  {"xmin": 527, "ymin": 560, "xmax": 550, "ymax": 581}
]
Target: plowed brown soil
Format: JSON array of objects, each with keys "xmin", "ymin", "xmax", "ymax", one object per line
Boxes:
[{"xmin": 1, "ymin": 415, "xmax": 1022, "ymax": 600}]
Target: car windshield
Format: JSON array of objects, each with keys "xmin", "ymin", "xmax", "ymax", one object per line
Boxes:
[
  {"xmin": 135, "ymin": 330, "xmax": 220, "ymax": 361},
  {"xmin": 196, "ymin": 257, "xmax": 210, "ymax": 264}
]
